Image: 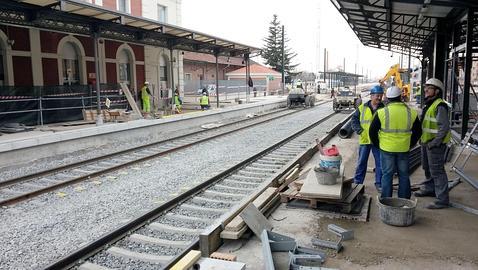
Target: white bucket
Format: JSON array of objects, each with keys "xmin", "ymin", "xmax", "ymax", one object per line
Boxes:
[{"xmin": 319, "ymin": 154, "xmax": 342, "ymax": 169}]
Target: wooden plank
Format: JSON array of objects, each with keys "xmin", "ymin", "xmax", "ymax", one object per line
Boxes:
[
  {"xmin": 196, "ymin": 257, "xmax": 245, "ymax": 270},
  {"xmin": 239, "ymin": 203, "xmax": 272, "ymax": 239},
  {"xmin": 224, "ymin": 187, "xmax": 276, "ymax": 231},
  {"xmin": 170, "ymin": 250, "xmax": 201, "ymax": 270},
  {"xmin": 120, "ymin": 82, "xmax": 142, "ymax": 117},
  {"xmin": 299, "ymin": 169, "xmax": 343, "ymax": 199}
]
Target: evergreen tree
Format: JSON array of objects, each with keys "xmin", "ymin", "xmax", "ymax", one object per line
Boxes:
[{"xmin": 262, "ymin": 14, "xmax": 298, "ymax": 77}]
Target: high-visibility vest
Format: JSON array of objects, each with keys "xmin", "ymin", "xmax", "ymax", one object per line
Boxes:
[
  {"xmin": 421, "ymin": 98, "xmax": 451, "ymax": 144},
  {"xmin": 358, "ymin": 103, "xmax": 373, "ymax": 145},
  {"xmin": 376, "ymin": 102, "xmax": 417, "ymax": 152},
  {"xmin": 200, "ymin": 95, "xmax": 209, "ymax": 105},
  {"xmin": 141, "ymin": 86, "xmax": 150, "ymax": 100},
  {"xmin": 174, "ymin": 95, "xmax": 181, "ymax": 106}
]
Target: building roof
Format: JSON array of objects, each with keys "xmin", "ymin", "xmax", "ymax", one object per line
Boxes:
[
  {"xmin": 1, "ymin": 0, "xmax": 260, "ymax": 57},
  {"xmin": 226, "ymin": 63, "xmax": 282, "ymax": 76},
  {"xmin": 330, "ymin": 0, "xmax": 478, "ymax": 57},
  {"xmin": 183, "ymin": 51, "xmax": 244, "ymax": 66}
]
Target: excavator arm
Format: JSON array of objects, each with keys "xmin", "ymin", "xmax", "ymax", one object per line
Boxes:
[{"xmin": 379, "ymin": 64, "xmax": 409, "ymax": 101}]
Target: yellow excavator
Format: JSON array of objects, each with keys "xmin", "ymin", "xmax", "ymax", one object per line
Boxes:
[{"xmin": 379, "ymin": 64, "xmax": 411, "ymax": 101}]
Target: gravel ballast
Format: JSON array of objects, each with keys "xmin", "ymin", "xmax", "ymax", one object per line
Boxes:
[{"xmin": 0, "ymin": 106, "xmax": 347, "ymax": 269}]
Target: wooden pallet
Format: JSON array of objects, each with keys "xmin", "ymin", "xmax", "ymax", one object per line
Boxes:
[{"xmin": 280, "ymin": 183, "xmax": 364, "ymax": 213}]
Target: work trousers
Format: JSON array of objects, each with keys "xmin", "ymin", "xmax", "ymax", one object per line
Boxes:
[
  {"xmin": 354, "ymin": 144, "xmax": 382, "ymax": 186},
  {"xmin": 142, "ymin": 98, "xmax": 151, "ymax": 113},
  {"xmin": 380, "ymin": 150, "xmax": 411, "ymax": 199},
  {"xmin": 421, "ymin": 144, "xmax": 449, "ymax": 205}
]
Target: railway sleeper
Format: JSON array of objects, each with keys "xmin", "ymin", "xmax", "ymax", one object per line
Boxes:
[
  {"xmin": 78, "ymin": 262, "xmax": 112, "ymax": 270},
  {"xmin": 129, "ymin": 233, "xmax": 191, "ymax": 249},
  {"xmin": 236, "ymin": 170, "xmax": 270, "ymax": 178},
  {"xmin": 242, "ymin": 166, "xmax": 277, "ymax": 174},
  {"xmin": 222, "ymin": 179, "xmax": 260, "ymax": 188},
  {"xmin": 148, "ymin": 222, "xmax": 201, "ymax": 235},
  {"xmin": 180, "ymin": 203, "xmax": 226, "ymax": 215},
  {"xmin": 106, "ymin": 246, "xmax": 173, "ymax": 265},
  {"xmin": 203, "ymin": 189, "xmax": 245, "ymax": 199},
  {"xmin": 164, "ymin": 212, "xmax": 210, "ymax": 223},
  {"xmin": 214, "ymin": 183, "xmax": 255, "ymax": 191},
  {"xmin": 228, "ymin": 174, "xmax": 263, "ymax": 182},
  {"xmin": 190, "ymin": 196, "xmax": 231, "ymax": 205}
]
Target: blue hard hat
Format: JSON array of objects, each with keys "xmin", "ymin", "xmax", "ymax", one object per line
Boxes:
[{"xmin": 370, "ymin": 85, "xmax": 384, "ymax": 94}]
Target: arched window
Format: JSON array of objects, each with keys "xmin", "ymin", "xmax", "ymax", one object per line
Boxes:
[
  {"xmin": 61, "ymin": 42, "xmax": 80, "ymax": 85},
  {"xmin": 159, "ymin": 54, "xmax": 168, "ymax": 84},
  {"xmin": 118, "ymin": 49, "xmax": 132, "ymax": 85}
]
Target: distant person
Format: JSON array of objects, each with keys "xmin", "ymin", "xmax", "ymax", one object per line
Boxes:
[
  {"xmin": 141, "ymin": 82, "xmax": 152, "ymax": 113},
  {"xmin": 351, "ymin": 85, "xmax": 384, "ymax": 192},
  {"xmin": 200, "ymin": 92, "xmax": 209, "ymax": 110},
  {"xmin": 174, "ymin": 89, "xmax": 182, "ymax": 113},
  {"xmin": 369, "ymin": 86, "xmax": 421, "ymax": 199},
  {"xmin": 330, "ymin": 88, "xmax": 335, "ymax": 98}
]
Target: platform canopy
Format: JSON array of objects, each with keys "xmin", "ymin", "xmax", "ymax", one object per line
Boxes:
[
  {"xmin": 0, "ymin": 0, "xmax": 260, "ymax": 57},
  {"xmin": 330, "ymin": 0, "xmax": 478, "ymax": 57}
]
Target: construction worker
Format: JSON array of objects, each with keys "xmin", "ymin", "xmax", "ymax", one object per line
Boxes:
[
  {"xmin": 350, "ymin": 85, "xmax": 384, "ymax": 191},
  {"xmin": 141, "ymin": 82, "xmax": 152, "ymax": 113},
  {"xmin": 200, "ymin": 92, "xmax": 209, "ymax": 111},
  {"xmin": 414, "ymin": 78, "xmax": 451, "ymax": 209},
  {"xmin": 369, "ymin": 86, "xmax": 421, "ymax": 199},
  {"xmin": 174, "ymin": 89, "xmax": 182, "ymax": 113}
]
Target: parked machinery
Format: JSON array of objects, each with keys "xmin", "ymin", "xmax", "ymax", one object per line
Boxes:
[
  {"xmin": 287, "ymin": 80, "xmax": 316, "ymax": 108},
  {"xmin": 379, "ymin": 64, "xmax": 411, "ymax": 101},
  {"xmin": 332, "ymin": 87, "xmax": 359, "ymax": 111}
]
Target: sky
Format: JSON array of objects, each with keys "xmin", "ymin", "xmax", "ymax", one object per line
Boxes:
[{"xmin": 181, "ymin": 0, "xmax": 420, "ymax": 79}]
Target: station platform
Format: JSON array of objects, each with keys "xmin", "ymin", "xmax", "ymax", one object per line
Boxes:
[
  {"xmin": 217, "ymin": 127, "xmax": 478, "ymax": 269},
  {"xmin": 0, "ymin": 94, "xmax": 334, "ymax": 168}
]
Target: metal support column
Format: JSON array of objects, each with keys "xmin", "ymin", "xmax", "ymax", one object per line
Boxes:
[
  {"xmin": 462, "ymin": 8, "xmax": 474, "ymax": 139},
  {"xmin": 245, "ymin": 53, "xmax": 250, "ymax": 103},
  {"xmin": 420, "ymin": 58, "xmax": 427, "ymax": 108},
  {"xmin": 170, "ymin": 47, "xmax": 175, "ymax": 112},
  {"xmin": 93, "ymin": 32, "xmax": 102, "ymax": 124},
  {"xmin": 433, "ymin": 20, "xmax": 447, "ymax": 82},
  {"xmin": 281, "ymin": 25, "xmax": 285, "ymax": 96},
  {"xmin": 215, "ymin": 51, "xmax": 219, "ymax": 108}
]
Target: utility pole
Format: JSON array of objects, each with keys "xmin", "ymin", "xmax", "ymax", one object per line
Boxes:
[{"xmin": 281, "ymin": 25, "xmax": 285, "ymax": 96}]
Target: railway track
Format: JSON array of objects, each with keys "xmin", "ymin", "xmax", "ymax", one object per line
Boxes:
[
  {"xmin": 0, "ymin": 107, "xmax": 318, "ymax": 207},
  {"xmin": 44, "ymin": 110, "xmax": 351, "ymax": 270}
]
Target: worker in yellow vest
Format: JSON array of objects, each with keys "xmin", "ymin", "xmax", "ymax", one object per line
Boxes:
[
  {"xmin": 200, "ymin": 92, "xmax": 209, "ymax": 110},
  {"xmin": 369, "ymin": 86, "xmax": 422, "ymax": 199},
  {"xmin": 350, "ymin": 85, "xmax": 384, "ymax": 191},
  {"xmin": 141, "ymin": 82, "xmax": 152, "ymax": 113},
  {"xmin": 415, "ymin": 78, "xmax": 451, "ymax": 209}
]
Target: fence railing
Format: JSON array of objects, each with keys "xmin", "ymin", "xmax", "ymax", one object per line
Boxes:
[{"xmin": 0, "ymin": 84, "xmax": 127, "ymax": 126}]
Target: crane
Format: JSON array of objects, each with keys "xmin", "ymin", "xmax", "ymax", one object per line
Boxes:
[{"xmin": 379, "ymin": 64, "xmax": 411, "ymax": 101}]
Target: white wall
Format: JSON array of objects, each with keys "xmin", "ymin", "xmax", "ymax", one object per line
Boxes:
[{"xmin": 142, "ymin": 0, "xmax": 181, "ymax": 25}]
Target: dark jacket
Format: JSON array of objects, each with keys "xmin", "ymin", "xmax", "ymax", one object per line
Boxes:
[
  {"xmin": 369, "ymin": 101, "xmax": 422, "ymax": 152},
  {"xmin": 351, "ymin": 100, "xmax": 384, "ymax": 134}
]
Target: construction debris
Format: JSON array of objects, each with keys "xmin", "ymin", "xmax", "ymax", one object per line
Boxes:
[{"xmin": 327, "ymin": 224, "xmax": 354, "ymax": 241}]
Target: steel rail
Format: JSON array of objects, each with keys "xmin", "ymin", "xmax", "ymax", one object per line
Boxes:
[
  {"xmin": 43, "ymin": 110, "xmax": 350, "ymax": 270},
  {"xmin": 0, "ymin": 108, "xmax": 308, "ymax": 206}
]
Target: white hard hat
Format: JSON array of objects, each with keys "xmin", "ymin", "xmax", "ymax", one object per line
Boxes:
[
  {"xmin": 386, "ymin": 86, "xmax": 402, "ymax": 98},
  {"xmin": 425, "ymin": 78, "xmax": 444, "ymax": 92},
  {"xmin": 144, "ymin": 81, "xmax": 150, "ymax": 85}
]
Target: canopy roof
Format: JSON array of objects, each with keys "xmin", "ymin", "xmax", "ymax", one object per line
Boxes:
[{"xmin": 331, "ymin": 0, "xmax": 477, "ymax": 57}]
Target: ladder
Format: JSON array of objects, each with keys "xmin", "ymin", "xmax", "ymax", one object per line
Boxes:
[{"xmin": 451, "ymin": 120, "xmax": 478, "ymax": 190}]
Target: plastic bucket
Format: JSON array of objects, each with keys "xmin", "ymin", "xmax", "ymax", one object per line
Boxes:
[
  {"xmin": 314, "ymin": 166, "xmax": 339, "ymax": 185},
  {"xmin": 319, "ymin": 154, "xmax": 341, "ymax": 169},
  {"xmin": 377, "ymin": 196, "xmax": 417, "ymax": 227}
]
